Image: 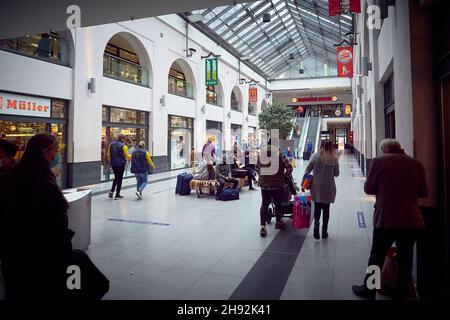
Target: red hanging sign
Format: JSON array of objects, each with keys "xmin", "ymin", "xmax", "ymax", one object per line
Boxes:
[
  {"xmin": 249, "ymin": 87, "xmax": 258, "ymax": 103},
  {"xmin": 337, "ymin": 46, "xmax": 354, "ymax": 78},
  {"xmin": 329, "ymin": 0, "xmax": 361, "ymax": 16}
]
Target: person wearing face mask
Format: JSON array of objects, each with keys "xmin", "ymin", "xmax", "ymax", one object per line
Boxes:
[
  {"xmin": 0, "ymin": 139, "xmax": 17, "ymax": 187},
  {"xmin": 0, "ymin": 134, "xmax": 73, "ymax": 299}
]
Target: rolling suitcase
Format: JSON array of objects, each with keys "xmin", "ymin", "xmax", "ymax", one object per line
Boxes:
[{"xmin": 175, "ymin": 172, "xmax": 193, "ymax": 195}]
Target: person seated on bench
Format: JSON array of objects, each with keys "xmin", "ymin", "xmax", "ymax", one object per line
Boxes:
[
  {"xmin": 215, "ymin": 155, "xmax": 239, "ymax": 200},
  {"xmin": 232, "ymin": 154, "xmax": 256, "ymax": 190},
  {"xmin": 193, "ymin": 160, "xmax": 210, "ymax": 180}
]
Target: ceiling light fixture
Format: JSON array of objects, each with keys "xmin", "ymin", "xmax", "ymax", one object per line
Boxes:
[{"xmin": 186, "ymin": 13, "xmax": 204, "ymax": 23}]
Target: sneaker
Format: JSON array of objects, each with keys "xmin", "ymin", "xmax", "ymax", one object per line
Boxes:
[
  {"xmin": 275, "ymin": 221, "xmax": 286, "ymax": 230},
  {"xmin": 136, "ymin": 191, "xmax": 142, "ymax": 200},
  {"xmin": 352, "ymin": 285, "xmax": 376, "ymax": 300},
  {"xmin": 108, "ymin": 192, "xmax": 113, "ymax": 199},
  {"xmin": 114, "ymin": 195, "xmax": 124, "ymax": 200},
  {"xmin": 260, "ymin": 226, "xmax": 267, "ymax": 237}
]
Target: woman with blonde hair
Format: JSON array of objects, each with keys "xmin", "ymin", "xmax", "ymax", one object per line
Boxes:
[{"xmin": 302, "ymin": 139, "xmax": 340, "ymax": 239}]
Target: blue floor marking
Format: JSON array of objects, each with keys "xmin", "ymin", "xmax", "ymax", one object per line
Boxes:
[
  {"xmin": 357, "ymin": 211, "xmax": 366, "ymax": 228},
  {"xmin": 108, "ymin": 218, "xmax": 170, "ymax": 226}
]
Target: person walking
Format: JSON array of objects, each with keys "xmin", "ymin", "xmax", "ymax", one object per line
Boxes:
[
  {"xmin": 302, "ymin": 139, "xmax": 339, "ymax": 240},
  {"xmin": 0, "ymin": 134, "xmax": 73, "ymax": 299},
  {"xmin": 258, "ymin": 138, "xmax": 293, "ymax": 237},
  {"xmin": 131, "ymin": 141, "xmax": 156, "ymax": 200},
  {"xmin": 352, "ymin": 139, "xmax": 428, "ymax": 300},
  {"xmin": 108, "ymin": 134, "xmax": 131, "ymax": 199}
]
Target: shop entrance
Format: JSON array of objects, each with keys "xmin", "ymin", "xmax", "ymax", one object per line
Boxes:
[
  {"xmin": 168, "ymin": 115, "xmax": 193, "ymax": 170},
  {"xmin": 0, "ymin": 99, "xmax": 68, "ymax": 187},
  {"xmin": 101, "ymin": 106, "xmax": 149, "ymax": 182}
]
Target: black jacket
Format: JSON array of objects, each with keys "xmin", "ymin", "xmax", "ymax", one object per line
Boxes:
[{"xmin": 0, "ymin": 175, "xmax": 72, "ymax": 299}]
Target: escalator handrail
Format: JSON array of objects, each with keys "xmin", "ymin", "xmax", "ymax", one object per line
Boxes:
[{"xmin": 299, "ymin": 110, "xmax": 311, "ymax": 154}]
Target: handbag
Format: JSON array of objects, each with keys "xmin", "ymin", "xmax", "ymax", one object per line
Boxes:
[
  {"xmin": 218, "ymin": 188, "xmax": 239, "ymax": 201},
  {"xmin": 66, "ymin": 249, "xmax": 110, "ymax": 299}
]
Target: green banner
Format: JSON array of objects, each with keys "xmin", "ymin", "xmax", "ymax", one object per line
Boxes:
[{"xmin": 205, "ymin": 58, "xmax": 218, "ymax": 86}]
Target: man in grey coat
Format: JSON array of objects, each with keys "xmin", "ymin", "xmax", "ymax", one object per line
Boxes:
[{"xmin": 352, "ymin": 139, "xmax": 428, "ymax": 300}]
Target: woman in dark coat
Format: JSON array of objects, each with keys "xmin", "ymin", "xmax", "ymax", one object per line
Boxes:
[{"xmin": 0, "ymin": 134, "xmax": 73, "ymax": 299}]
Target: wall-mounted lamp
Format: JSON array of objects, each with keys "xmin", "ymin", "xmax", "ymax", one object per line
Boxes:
[
  {"xmin": 239, "ymin": 78, "xmax": 246, "ymax": 85},
  {"xmin": 88, "ymin": 78, "xmax": 96, "ymax": 93},
  {"xmin": 160, "ymin": 95, "xmax": 166, "ymax": 106},
  {"xmin": 201, "ymin": 105, "xmax": 206, "ymax": 114},
  {"xmin": 245, "ymin": 116, "xmax": 249, "ymax": 122},
  {"xmin": 184, "ymin": 47, "xmax": 196, "ymax": 57},
  {"xmin": 361, "ymin": 57, "xmax": 372, "ymax": 77},
  {"xmin": 227, "ymin": 111, "xmax": 231, "ymax": 119}
]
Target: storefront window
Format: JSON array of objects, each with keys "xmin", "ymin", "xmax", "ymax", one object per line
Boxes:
[
  {"xmin": 206, "ymin": 121, "xmax": 222, "ymax": 158},
  {"xmin": 231, "ymin": 124, "xmax": 242, "ymax": 147},
  {"xmin": 101, "ymin": 106, "xmax": 150, "ymax": 182},
  {"xmin": 110, "ymin": 107, "xmax": 137, "ymax": 124},
  {"xmin": 139, "ymin": 112, "xmax": 147, "ymax": 125},
  {"xmin": 51, "ymin": 100, "xmax": 66, "ymax": 118},
  {"xmin": 0, "ymin": 31, "xmax": 70, "ymax": 66},
  {"xmin": 0, "ymin": 98, "xmax": 69, "ymax": 187},
  {"xmin": 169, "ymin": 115, "xmax": 193, "ymax": 170},
  {"xmin": 102, "ymin": 106, "xmax": 108, "ymax": 122}
]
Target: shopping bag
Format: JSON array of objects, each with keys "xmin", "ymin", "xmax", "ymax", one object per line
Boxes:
[
  {"xmin": 302, "ymin": 174, "xmax": 313, "ymax": 190},
  {"xmin": 293, "ymin": 195, "xmax": 311, "ymax": 229},
  {"xmin": 378, "ymin": 246, "xmax": 417, "ymax": 299}
]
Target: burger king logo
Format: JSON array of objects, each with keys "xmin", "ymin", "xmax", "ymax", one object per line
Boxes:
[{"xmin": 338, "ymin": 49, "xmax": 352, "ymax": 64}]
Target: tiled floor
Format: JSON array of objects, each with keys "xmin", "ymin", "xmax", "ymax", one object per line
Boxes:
[
  {"xmin": 0, "ymin": 152, "xmax": 381, "ymax": 300},
  {"xmin": 81, "ymin": 152, "xmax": 380, "ymax": 300}
]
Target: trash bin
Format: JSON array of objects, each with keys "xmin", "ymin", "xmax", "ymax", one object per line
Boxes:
[{"xmin": 63, "ymin": 188, "xmax": 92, "ymax": 251}]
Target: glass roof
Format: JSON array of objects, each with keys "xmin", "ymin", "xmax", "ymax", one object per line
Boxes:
[{"xmin": 181, "ymin": 0, "xmax": 353, "ymax": 79}]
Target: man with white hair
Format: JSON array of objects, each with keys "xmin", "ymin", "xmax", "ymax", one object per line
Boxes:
[{"xmin": 352, "ymin": 139, "xmax": 428, "ymax": 300}]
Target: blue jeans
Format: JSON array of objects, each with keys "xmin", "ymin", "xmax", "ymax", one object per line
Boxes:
[{"xmin": 135, "ymin": 173, "xmax": 148, "ymax": 192}]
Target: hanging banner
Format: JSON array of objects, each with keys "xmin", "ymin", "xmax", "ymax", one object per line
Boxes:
[
  {"xmin": 329, "ymin": 0, "xmax": 361, "ymax": 16},
  {"xmin": 205, "ymin": 58, "xmax": 218, "ymax": 86},
  {"xmin": 249, "ymin": 87, "xmax": 258, "ymax": 103},
  {"xmin": 337, "ymin": 46, "xmax": 354, "ymax": 78}
]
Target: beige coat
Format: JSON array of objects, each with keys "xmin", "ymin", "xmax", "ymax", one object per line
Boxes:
[{"xmin": 364, "ymin": 152, "xmax": 428, "ymax": 229}]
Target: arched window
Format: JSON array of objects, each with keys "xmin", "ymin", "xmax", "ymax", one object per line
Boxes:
[
  {"xmin": 103, "ymin": 33, "xmax": 150, "ymax": 87},
  {"xmin": 168, "ymin": 60, "xmax": 195, "ymax": 99},
  {"xmin": 206, "ymin": 81, "xmax": 223, "ymax": 106},
  {"xmin": 231, "ymin": 87, "xmax": 242, "ymax": 112}
]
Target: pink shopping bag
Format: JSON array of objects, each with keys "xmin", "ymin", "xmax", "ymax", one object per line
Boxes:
[{"xmin": 293, "ymin": 195, "xmax": 311, "ymax": 229}]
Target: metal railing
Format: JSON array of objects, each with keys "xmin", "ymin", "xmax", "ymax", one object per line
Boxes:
[
  {"xmin": 0, "ymin": 35, "xmax": 70, "ymax": 66},
  {"xmin": 299, "ymin": 110, "xmax": 311, "ymax": 154},
  {"xmin": 168, "ymin": 75, "xmax": 194, "ymax": 98},
  {"xmin": 103, "ymin": 53, "xmax": 149, "ymax": 86}
]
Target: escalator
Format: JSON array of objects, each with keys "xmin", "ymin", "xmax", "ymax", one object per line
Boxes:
[{"xmin": 302, "ymin": 116, "xmax": 321, "ymax": 157}]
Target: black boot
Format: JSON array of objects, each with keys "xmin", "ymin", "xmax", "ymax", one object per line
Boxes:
[
  {"xmin": 322, "ymin": 225, "xmax": 328, "ymax": 239},
  {"xmin": 313, "ymin": 220, "xmax": 320, "ymax": 240}
]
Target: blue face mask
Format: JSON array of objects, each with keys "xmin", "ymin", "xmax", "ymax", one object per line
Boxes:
[{"xmin": 50, "ymin": 154, "xmax": 61, "ymax": 168}]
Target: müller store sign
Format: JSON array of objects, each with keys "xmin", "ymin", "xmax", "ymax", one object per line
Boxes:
[{"xmin": 0, "ymin": 92, "xmax": 51, "ymax": 118}]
